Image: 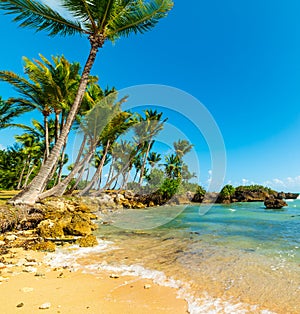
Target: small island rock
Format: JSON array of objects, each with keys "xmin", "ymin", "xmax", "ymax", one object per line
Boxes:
[{"xmin": 264, "ymin": 195, "xmax": 287, "ymax": 209}]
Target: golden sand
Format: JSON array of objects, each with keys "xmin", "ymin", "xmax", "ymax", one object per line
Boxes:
[{"xmin": 0, "ymin": 248, "xmax": 188, "ymax": 314}]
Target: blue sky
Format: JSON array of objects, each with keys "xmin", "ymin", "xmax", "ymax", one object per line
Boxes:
[{"xmin": 0, "ymin": 0, "xmax": 300, "ymax": 191}]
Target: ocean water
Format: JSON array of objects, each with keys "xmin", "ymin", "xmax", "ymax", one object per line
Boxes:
[{"xmin": 46, "ymin": 200, "xmax": 300, "ymax": 314}]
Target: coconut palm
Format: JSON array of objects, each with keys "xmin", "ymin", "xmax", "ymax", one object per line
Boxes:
[
  {"xmin": 134, "ymin": 109, "xmax": 167, "ymax": 185},
  {"xmin": 163, "ymin": 154, "xmax": 182, "ymax": 179},
  {"xmin": 2, "ymin": 0, "xmax": 174, "ymax": 205},
  {"xmin": 147, "ymin": 151, "xmax": 161, "ymax": 168},
  {"xmin": 14, "ymin": 131, "xmax": 44, "ymax": 189},
  {"xmin": 173, "ymin": 139, "xmax": 193, "ymax": 160},
  {"xmin": 0, "ymin": 55, "xmax": 81, "ymax": 160}
]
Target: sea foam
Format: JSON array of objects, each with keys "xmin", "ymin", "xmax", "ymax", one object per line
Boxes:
[{"xmin": 44, "ymin": 240, "xmax": 275, "ymax": 314}]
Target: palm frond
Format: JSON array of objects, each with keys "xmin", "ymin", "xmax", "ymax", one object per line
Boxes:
[
  {"xmin": 0, "ymin": 0, "xmax": 85, "ymax": 36},
  {"xmin": 107, "ymin": 0, "xmax": 173, "ymax": 39},
  {"xmin": 62, "ymin": 0, "xmax": 98, "ymax": 31}
]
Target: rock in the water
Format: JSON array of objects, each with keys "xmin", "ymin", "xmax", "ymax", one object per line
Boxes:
[
  {"xmin": 65, "ymin": 214, "xmax": 93, "ymax": 236},
  {"xmin": 264, "ymin": 196, "xmax": 287, "ymax": 209}
]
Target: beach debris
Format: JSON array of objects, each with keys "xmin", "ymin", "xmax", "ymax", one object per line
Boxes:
[
  {"xmin": 0, "ymin": 240, "xmax": 5, "ymax": 246},
  {"xmin": 20, "ymin": 287, "xmax": 34, "ymax": 293},
  {"xmin": 22, "ymin": 266, "xmax": 37, "ymax": 273},
  {"xmin": 144, "ymin": 284, "xmax": 152, "ymax": 289},
  {"xmin": 39, "ymin": 302, "xmax": 51, "ymax": 310},
  {"xmin": 109, "ymin": 274, "xmax": 119, "ymax": 279},
  {"xmin": 0, "ymin": 276, "xmax": 9, "ymax": 282},
  {"xmin": 5, "ymin": 234, "xmax": 17, "ymax": 241},
  {"xmin": 23, "ymin": 261, "xmax": 37, "ymax": 267},
  {"xmin": 35, "ymin": 272, "xmax": 45, "ymax": 277},
  {"xmin": 16, "ymin": 302, "xmax": 24, "ymax": 308}
]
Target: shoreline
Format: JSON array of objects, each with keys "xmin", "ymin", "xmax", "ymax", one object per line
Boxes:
[{"xmin": 0, "ymin": 247, "xmax": 188, "ymax": 313}]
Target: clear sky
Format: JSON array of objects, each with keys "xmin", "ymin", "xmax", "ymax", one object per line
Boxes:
[{"xmin": 0, "ymin": 0, "xmax": 300, "ymax": 191}]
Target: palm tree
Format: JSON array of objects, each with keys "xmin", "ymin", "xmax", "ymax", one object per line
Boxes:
[
  {"xmin": 0, "ymin": 55, "xmax": 81, "ymax": 160},
  {"xmin": 163, "ymin": 154, "xmax": 182, "ymax": 179},
  {"xmin": 147, "ymin": 151, "xmax": 162, "ymax": 168},
  {"xmin": 173, "ymin": 139, "xmax": 193, "ymax": 160},
  {"xmin": 134, "ymin": 109, "xmax": 167, "ymax": 185},
  {"xmin": 2, "ymin": 0, "xmax": 174, "ymax": 205},
  {"xmin": 14, "ymin": 131, "xmax": 43, "ymax": 189}
]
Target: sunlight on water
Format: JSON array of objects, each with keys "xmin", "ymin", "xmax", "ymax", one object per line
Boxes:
[{"xmin": 48, "ymin": 201, "xmax": 300, "ymax": 313}]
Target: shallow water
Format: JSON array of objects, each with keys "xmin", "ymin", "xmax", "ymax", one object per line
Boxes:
[{"xmin": 48, "ymin": 201, "xmax": 300, "ymax": 313}]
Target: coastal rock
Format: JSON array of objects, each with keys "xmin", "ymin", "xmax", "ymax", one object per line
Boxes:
[
  {"xmin": 76, "ymin": 235, "xmax": 98, "ymax": 247},
  {"xmin": 232, "ymin": 190, "xmax": 270, "ymax": 202},
  {"xmin": 264, "ymin": 196, "xmax": 287, "ymax": 209},
  {"xmin": 65, "ymin": 214, "xmax": 94, "ymax": 236},
  {"xmin": 37, "ymin": 219, "xmax": 64, "ymax": 238},
  {"xmin": 283, "ymin": 192, "xmax": 299, "ymax": 199},
  {"xmin": 168, "ymin": 194, "xmax": 191, "ymax": 205},
  {"xmin": 32, "ymin": 241, "xmax": 56, "ymax": 252}
]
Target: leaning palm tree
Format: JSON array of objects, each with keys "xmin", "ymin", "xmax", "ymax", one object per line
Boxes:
[{"xmin": 1, "ymin": 0, "xmax": 174, "ymax": 205}]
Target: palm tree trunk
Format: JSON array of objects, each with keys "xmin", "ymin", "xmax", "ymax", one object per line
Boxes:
[
  {"xmin": 23, "ymin": 164, "xmax": 36, "ymax": 188},
  {"xmin": 9, "ymin": 39, "xmax": 101, "ymax": 205},
  {"xmin": 138, "ymin": 141, "xmax": 152, "ymax": 185},
  {"xmin": 54, "ymin": 111, "xmax": 60, "ymax": 143},
  {"xmin": 79, "ymin": 140, "xmax": 110, "ymax": 196},
  {"xmin": 56, "ymin": 142, "xmax": 67, "ymax": 184},
  {"xmin": 38, "ymin": 145, "xmax": 95, "ymax": 199},
  {"xmin": 17, "ymin": 159, "xmax": 27, "ymax": 190},
  {"xmin": 44, "ymin": 115, "xmax": 50, "ymax": 161}
]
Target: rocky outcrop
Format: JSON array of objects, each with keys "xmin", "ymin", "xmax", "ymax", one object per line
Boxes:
[
  {"xmin": 264, "ymin": 195, "xmax": 288, "ymax": 209},
  {"xmin": 278, "ymin": 192, "xmax": 299, "ymax": 200},
  {"xmin": 231, "ymin": 190, "xmax": 270, "ymax": 203}
]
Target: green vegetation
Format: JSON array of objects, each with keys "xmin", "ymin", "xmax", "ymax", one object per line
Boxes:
[
  {"xmin": 219, "ymin": 184, "xmax": 236, "ymax": 199},
  {"xmin": 235, "ymin": 185, "xmax": 276, "ymax": 194},
  {"xmin": 0, "ymin": 0, "xmax": 174, "ymax": 205}
]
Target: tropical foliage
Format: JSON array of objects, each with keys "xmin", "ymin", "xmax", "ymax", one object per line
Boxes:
[{"xmin": 0, "ymin": 0, "xmax": 174, "ymax": 204}]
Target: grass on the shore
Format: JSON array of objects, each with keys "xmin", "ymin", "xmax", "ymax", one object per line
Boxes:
[{"xmin": 0, "ymin": 190, "xmax": 18, "ymax": 204}]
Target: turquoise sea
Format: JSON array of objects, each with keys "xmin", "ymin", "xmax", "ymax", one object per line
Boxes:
[{"xmin": 48, "ymin": 200, "xmax": 300, "ymax": 313}]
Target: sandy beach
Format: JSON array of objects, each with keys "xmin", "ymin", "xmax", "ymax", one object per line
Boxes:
[{"xmin": 0, "ymin": 248, "xmax": 188, "ymax": 314}]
